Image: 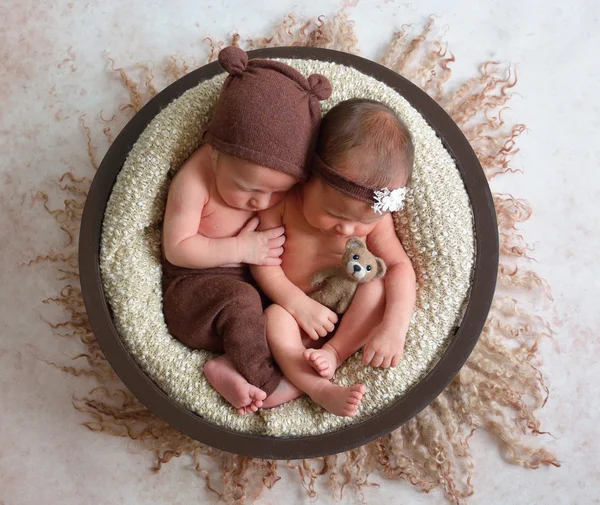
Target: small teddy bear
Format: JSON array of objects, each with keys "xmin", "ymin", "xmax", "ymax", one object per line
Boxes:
[{"xmin": 309, "ymin": 237, "xmax": 387, "ymax": 314}]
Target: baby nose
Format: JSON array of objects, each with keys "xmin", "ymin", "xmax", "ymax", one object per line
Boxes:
[
  {"xmin": 250, "ymin": 195, "xmax": 270, "ymax": 210},
  {"xmin": 335, "ymin": 223, "xmax": 353, "ymax": 235},
  {"xmin": 353, "ymin": 264, "xmax": 362, "ymax": 273}
]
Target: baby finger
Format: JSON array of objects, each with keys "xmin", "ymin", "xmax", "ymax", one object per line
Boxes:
[
  {"xmin": 324, "ymin": 320, "xmax": 335, "ymax": 332},
  {"xmin": 241, "ymin": 216, "xmax": 260, "ymax": 232},
  {"xmin": 267, "ymin": 247, "xmax": 284, "ymax": 258},
  {"xmin": 261, "ymin": 257, "xmax": 282, "ymax": 266},
  {"xmin": 316, "ymin": 325, "xmax": 328, "ymax": 338},
  {"xmin": 268, "ymin": 235, "xmax": 286, "ymax": 248},
  {"xmin": 267, "ymin": 225, "xmax": 285, "ymax": 238}
]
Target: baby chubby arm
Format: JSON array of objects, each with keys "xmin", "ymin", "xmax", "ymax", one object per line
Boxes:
[
  {"xmin": 362, "ymin": 213, "xmax": 416, "ymax": 365},
  {"xmin": 250, "ymin": 202, "xmax": 338, "ymax": 340},
  {"xmin": 162, "ymin": 155, "xmax": 239, "ymax": 268},
  {"xmin": 162, "ymin": 152, "xmax": 285, "ymax": 269},
  {"xmin": 250, "ymin": 202, "xmax": 307, "ymax": 309}
]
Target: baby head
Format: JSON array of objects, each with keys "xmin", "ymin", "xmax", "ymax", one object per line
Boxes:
[
  {"xmin": 302, "ymin": 98, "xmax": 414, "ymax": 237},
  {"xmin": 207, "ymin": 150, "xmax": 298, "ymax": 211},
  {"xmin": 203, "ymin": 46, "xmax": 332, "ymax": 211}
]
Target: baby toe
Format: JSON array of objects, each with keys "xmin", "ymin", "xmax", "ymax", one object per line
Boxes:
[{"xmin": 250, "ymin": 387, "xmax": 267, "ymax": 401}]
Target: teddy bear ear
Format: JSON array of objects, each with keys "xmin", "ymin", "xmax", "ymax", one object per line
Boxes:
[
  {"xmin": 375, "ymin": 257, "xmax": 387, "ymax": 278},
  {"xmin": 345, "ymin": 237, "xmax": 364, "ymax": 250}
]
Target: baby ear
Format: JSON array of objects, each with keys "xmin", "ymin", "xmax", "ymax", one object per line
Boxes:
[
  {"xmin": 346, "ymin": 237, "xmax": 364, "ymax": 251},
  {"xmin": 375, "ymin": 257, "xmax": 387, "ymax": 278}
]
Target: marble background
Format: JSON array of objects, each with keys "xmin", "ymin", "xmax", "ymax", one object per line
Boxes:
[{"xmin": 1, "ymin": 0, "xmax": 598, "ymax": 503}]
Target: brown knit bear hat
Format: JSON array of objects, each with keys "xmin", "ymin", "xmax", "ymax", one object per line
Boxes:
[{"xmin": 202, "ymin": 46, "xmax": 332, "ymax": 181}]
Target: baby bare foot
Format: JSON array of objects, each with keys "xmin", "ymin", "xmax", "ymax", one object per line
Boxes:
[
  {"xmin": 203, "ymin": 356, "xmax": 267, "ymax": 415},
  {"xmin": 311, "ymin": 382, "xmax": 366, "ymax": 417},
  {"xmin": 303, "ymin": 344, "xmax": 340, "ymax": 379},
  {"xmin": 261, "ymin": 378, "xmax": 304, "ymax": 409}
]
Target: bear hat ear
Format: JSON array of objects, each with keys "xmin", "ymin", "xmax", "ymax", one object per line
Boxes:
[
  {"xmin": 345, "ymin": 237, "xmax": 365, "ymax": 251},
  {"xmin": 375, "ymin": 257, "xmax": 387, "ymax": 278}
]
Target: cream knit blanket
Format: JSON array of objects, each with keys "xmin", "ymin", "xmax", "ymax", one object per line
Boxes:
[{"xmin": 100, "ymin": 59, "xmax": 474, "ymax": 436}]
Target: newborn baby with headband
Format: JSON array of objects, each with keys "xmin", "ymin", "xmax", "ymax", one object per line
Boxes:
[{"xmin": 252, "ymin": 98, "xmax": 417, "ymax": 416}]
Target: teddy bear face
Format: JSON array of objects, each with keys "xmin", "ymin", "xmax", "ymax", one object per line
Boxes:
[{"xmin": 342, "ymin": 238, "xmax": 386, "ymax": 283}]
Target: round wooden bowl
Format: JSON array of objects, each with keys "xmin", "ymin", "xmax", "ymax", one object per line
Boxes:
[{"xmin": 79, "ymin": 47, "xmax": 498, "ymax": 459}]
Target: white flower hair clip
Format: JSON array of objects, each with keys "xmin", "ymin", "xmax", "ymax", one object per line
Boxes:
[{"xmin": 372, "ymin": 187, "xmax": 407, "ymax": 214}]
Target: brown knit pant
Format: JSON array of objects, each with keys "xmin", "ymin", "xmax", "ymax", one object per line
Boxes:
[{"xmin": 162, "ymin": 259, "xmax": 282, "ymax": 396}]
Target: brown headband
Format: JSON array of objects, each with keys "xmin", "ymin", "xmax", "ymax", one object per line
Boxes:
[{"xmin": 311, "ymin": 154, "xmax": 377, "ymax": 204}]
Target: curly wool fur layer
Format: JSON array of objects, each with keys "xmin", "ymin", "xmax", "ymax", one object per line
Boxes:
[{"xmin": 35, "ymin": 11, "xmax": 559, "ymax": 505}]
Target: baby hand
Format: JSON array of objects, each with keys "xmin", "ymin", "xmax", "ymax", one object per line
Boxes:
[
  {"xmin": 236, "ymin": 217, "xmax": 286, "ymax": 266},
  {"xmin": 362, "ymin": 324, "xmax": 405, "ymax": 368},
  {"xmin": 293, "ymin": 297, "xmax": 338, "ymax": 340}
]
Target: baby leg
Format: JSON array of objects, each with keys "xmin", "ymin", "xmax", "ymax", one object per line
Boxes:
[
  {"xmin": 266, "ymin": 304, "xmax": 366, "ymax": 416},
  {"xmin": 203, "ymin": 355, "xmax": 266, "ymax": 415},
  {"xmin": 304, "ymin": 278, "xmax": 385, "ymax": 379},
  {"xmin": 214, "ymin": 280, "xmax": 284, "ymax": 404},
  {"xmin": 261, "ymin": 377, "xmax": 303, "ymax": 409},
  {"xmin": 164, "ymin": 272, "xmax": 269, "ymax": 414}
]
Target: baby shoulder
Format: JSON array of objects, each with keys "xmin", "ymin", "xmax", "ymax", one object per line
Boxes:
[
  {"xmin": 168, "ymin": 154, "xmax": 210, "ymax": 210},
  {"xmin": 366, "ymin": 214, "xmax": 406, "ymax": 262},
  {"xmin": 257, "ymin": 197, "xmax": 285, "ymax": 230}
]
